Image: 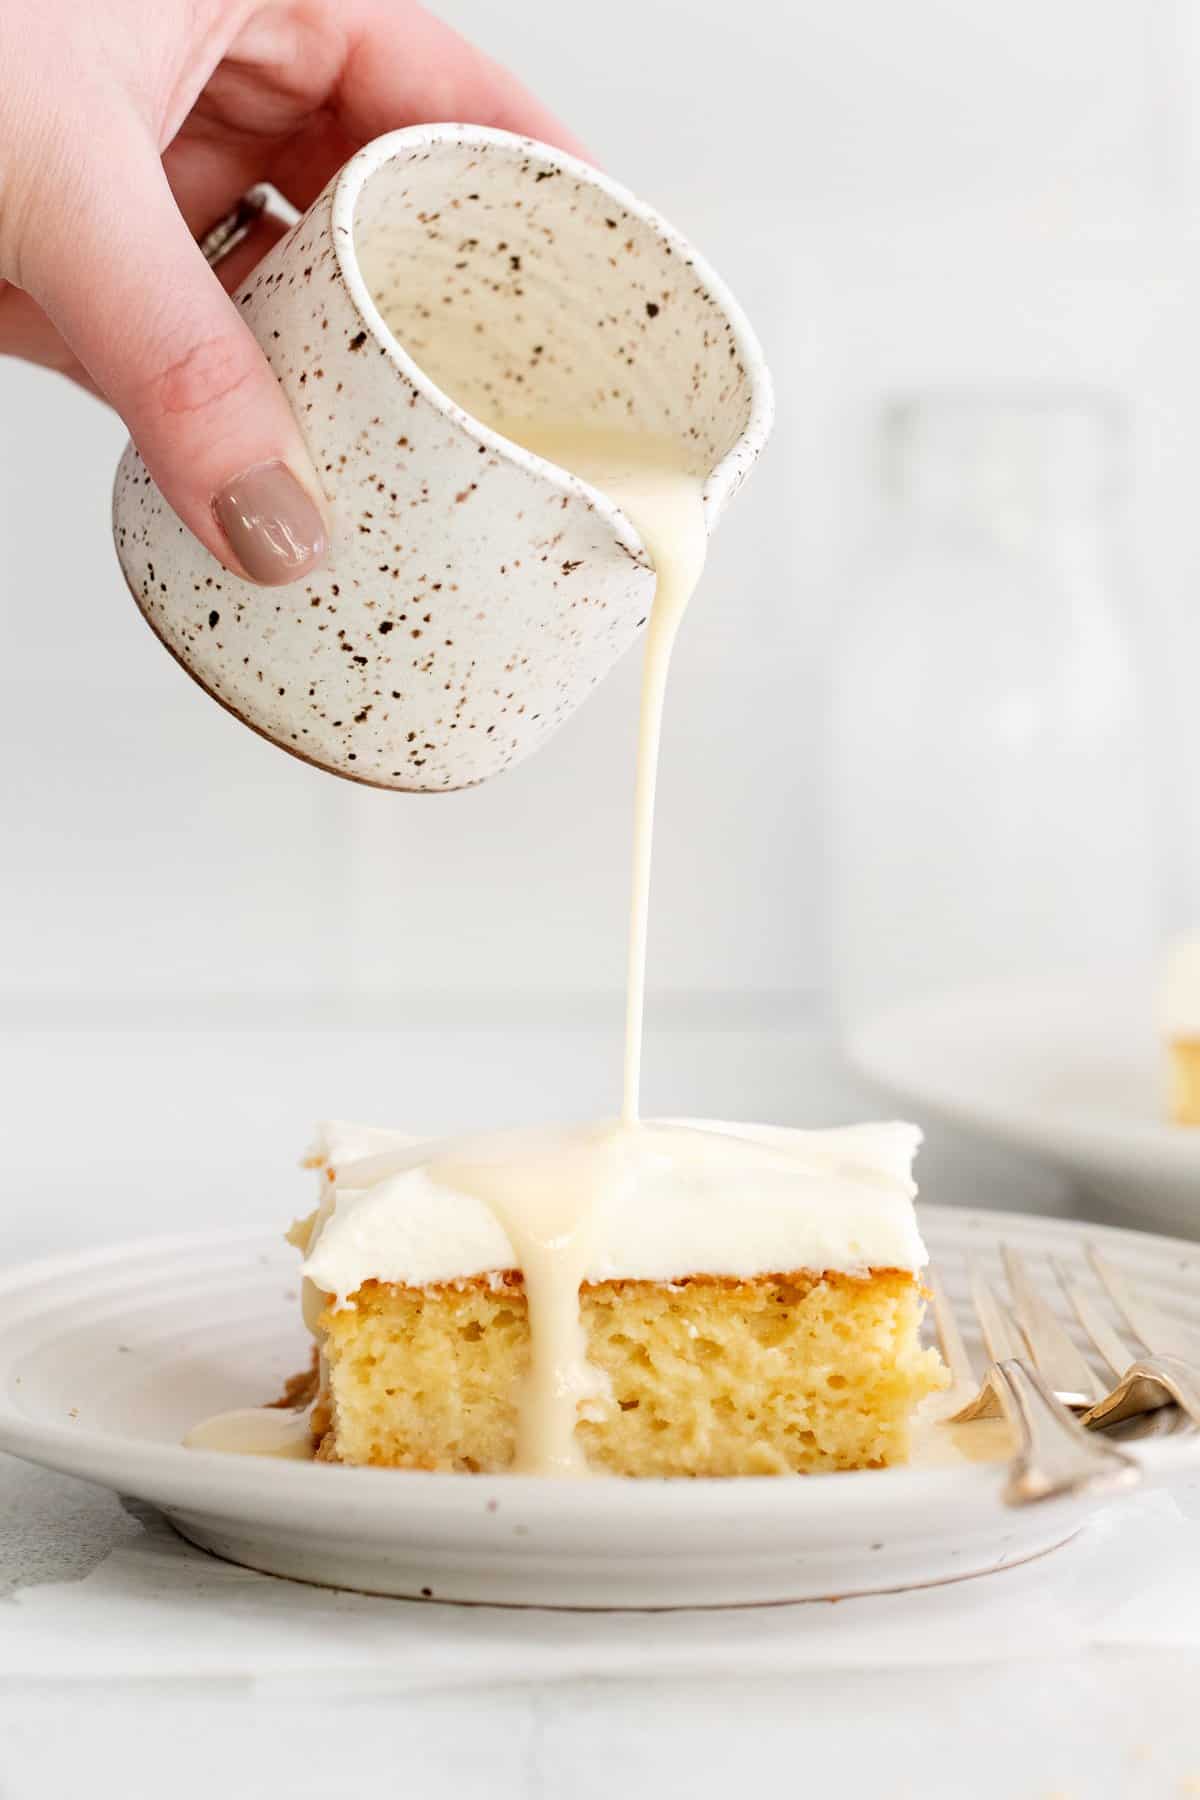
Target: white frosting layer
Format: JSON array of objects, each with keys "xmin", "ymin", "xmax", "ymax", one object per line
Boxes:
[
  {"xmin": 1162, "ymin": 933, "xmax": 1200, "ymax": 1038},
  {"xmin": 302, "ymin": 1117, "xmax": 929, "ymax": 1299}
]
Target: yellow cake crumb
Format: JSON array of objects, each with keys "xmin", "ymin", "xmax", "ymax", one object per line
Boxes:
[{"xmin": 313, "ymin": 1269, "xmax": 946, "ymax": 1476}]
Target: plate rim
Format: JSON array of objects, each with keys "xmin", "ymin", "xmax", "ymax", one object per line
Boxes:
[{"xmin": 847, "ymin": 987, "xmax": 1200, "ymax": 1181}]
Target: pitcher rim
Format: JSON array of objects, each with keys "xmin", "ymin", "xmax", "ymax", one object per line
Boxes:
[{"xmin": 329, "ymin": 123, "xmax": 774, "ymax": 550}]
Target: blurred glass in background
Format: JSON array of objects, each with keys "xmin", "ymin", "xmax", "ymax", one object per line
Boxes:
[{"xmin": 830, "ymin": 391, "xmax": 1160, "ymax": 1053}]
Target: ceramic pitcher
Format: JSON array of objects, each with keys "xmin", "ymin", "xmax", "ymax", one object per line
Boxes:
[{"xmin": 113, "ymin": 125, "xmax": 772, "ymax": 790}]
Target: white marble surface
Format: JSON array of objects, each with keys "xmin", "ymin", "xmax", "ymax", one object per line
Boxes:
[{"xmin": 3, "ymin": 1013, "xmax": 1200, "ymax": 1798}]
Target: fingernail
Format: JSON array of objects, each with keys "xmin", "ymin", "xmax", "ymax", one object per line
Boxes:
[{"xmin": 213, "ymin": 461, "xmax": 328, "ymax": 586}]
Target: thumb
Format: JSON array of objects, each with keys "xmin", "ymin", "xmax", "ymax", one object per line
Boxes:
[{"xmin": 24, "ymin": 129, "xmax": 328, "ymax": 588}]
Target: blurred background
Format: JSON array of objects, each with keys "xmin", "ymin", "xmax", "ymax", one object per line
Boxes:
[{"xmin": 4, "ymin": 0, "xmax": 1198, "ymax": 1250}]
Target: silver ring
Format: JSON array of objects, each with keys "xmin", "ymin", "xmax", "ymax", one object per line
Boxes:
[{"xmin": 198, "ymin": 183, "xmax": 300, "ymax": 268}]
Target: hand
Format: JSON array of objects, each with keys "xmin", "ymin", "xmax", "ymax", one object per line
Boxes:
[{"xmin": 0, "ymin": 1, "xmax": 582, "ymax": 585}]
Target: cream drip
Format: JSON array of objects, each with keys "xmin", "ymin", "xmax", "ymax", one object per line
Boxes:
[
  {"xmin": 487, "ymin": 423, "xmax": 709, "ymax": 1126},
  {"xmin": 196, "ymin": 422, "xmax": 932, "ymax": 1475},
  {"xmin": 295, "ymin": 424, "xmax": 929, "ymax": 1479},
  {"xmin": 304, "ymin": 421, "xmax": 716, "ymax": 1475}
]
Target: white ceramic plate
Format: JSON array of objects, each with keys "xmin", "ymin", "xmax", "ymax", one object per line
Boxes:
[
  {"xmin": 0, "ymin": 1206, "xmax": 1196, "ymax": 1609},
  {"xmin": 849, "ymin": 983, "xmax": 1200, "ymax": 1238}
]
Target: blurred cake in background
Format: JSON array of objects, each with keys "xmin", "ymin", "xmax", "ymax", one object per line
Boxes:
[{"xmin": 1162, "ymin": 934, "xmax": 1200, "ymax": 1125}]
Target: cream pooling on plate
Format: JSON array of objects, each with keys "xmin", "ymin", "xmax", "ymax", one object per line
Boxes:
[{"xmin": 486, "ymin": 422, "xmax": 708, "ymax": 1129}]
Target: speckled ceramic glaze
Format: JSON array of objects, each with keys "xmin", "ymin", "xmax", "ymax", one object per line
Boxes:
[{"xmin": 113, "ymin": 125, "xmax": 773, "ymax": 790}]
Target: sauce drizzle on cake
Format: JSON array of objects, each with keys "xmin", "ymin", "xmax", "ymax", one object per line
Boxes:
[{"xmin": 189, "ymin": 428, "xmax": 946, "ymax": 1474}]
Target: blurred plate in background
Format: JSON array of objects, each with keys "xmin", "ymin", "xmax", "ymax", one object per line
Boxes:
[{"xmin": 848, "ymin": 981, "xmax": 1200, "ymax": 1236}]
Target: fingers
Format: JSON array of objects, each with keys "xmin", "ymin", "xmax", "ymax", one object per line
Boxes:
[
  {"xmin": 21, "ymin": 120, "xmax": 328, "ymax": 587},
  {"xmin": 337, "ymin": 0, "xmax": 592, "ymax": 162}
]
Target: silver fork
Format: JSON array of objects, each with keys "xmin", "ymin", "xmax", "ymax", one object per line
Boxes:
[
  {"xmin": 990, "ymin": 1241, "xmax": 1200, "ymax": 1430},
  {"xmin": 928, "ymin": 1263, "xmax": 1140, "ymax": 1506},
  {"xmin": 1054, "ymin": 1246, "xmax": 1200, "ymax": 1431}
]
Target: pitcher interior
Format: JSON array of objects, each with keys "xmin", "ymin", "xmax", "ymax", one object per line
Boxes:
[{"xmin": 349, "ymin": 138, "xmax": 756, "ymax": 485}]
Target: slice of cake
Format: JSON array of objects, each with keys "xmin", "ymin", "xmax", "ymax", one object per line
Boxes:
[
  {"xmin": 291, "ymin": 1118, "xmax": 945, "ymax": 1478},
  {"xmin": 1163, "ymin": 935, "xmax": 1200, "ymax": 1125}
]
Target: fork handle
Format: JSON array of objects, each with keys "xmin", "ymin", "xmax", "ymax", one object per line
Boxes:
[{"xmin": 989, "ymin": 1359, "xmax": 1141, "ymax": 1507}]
